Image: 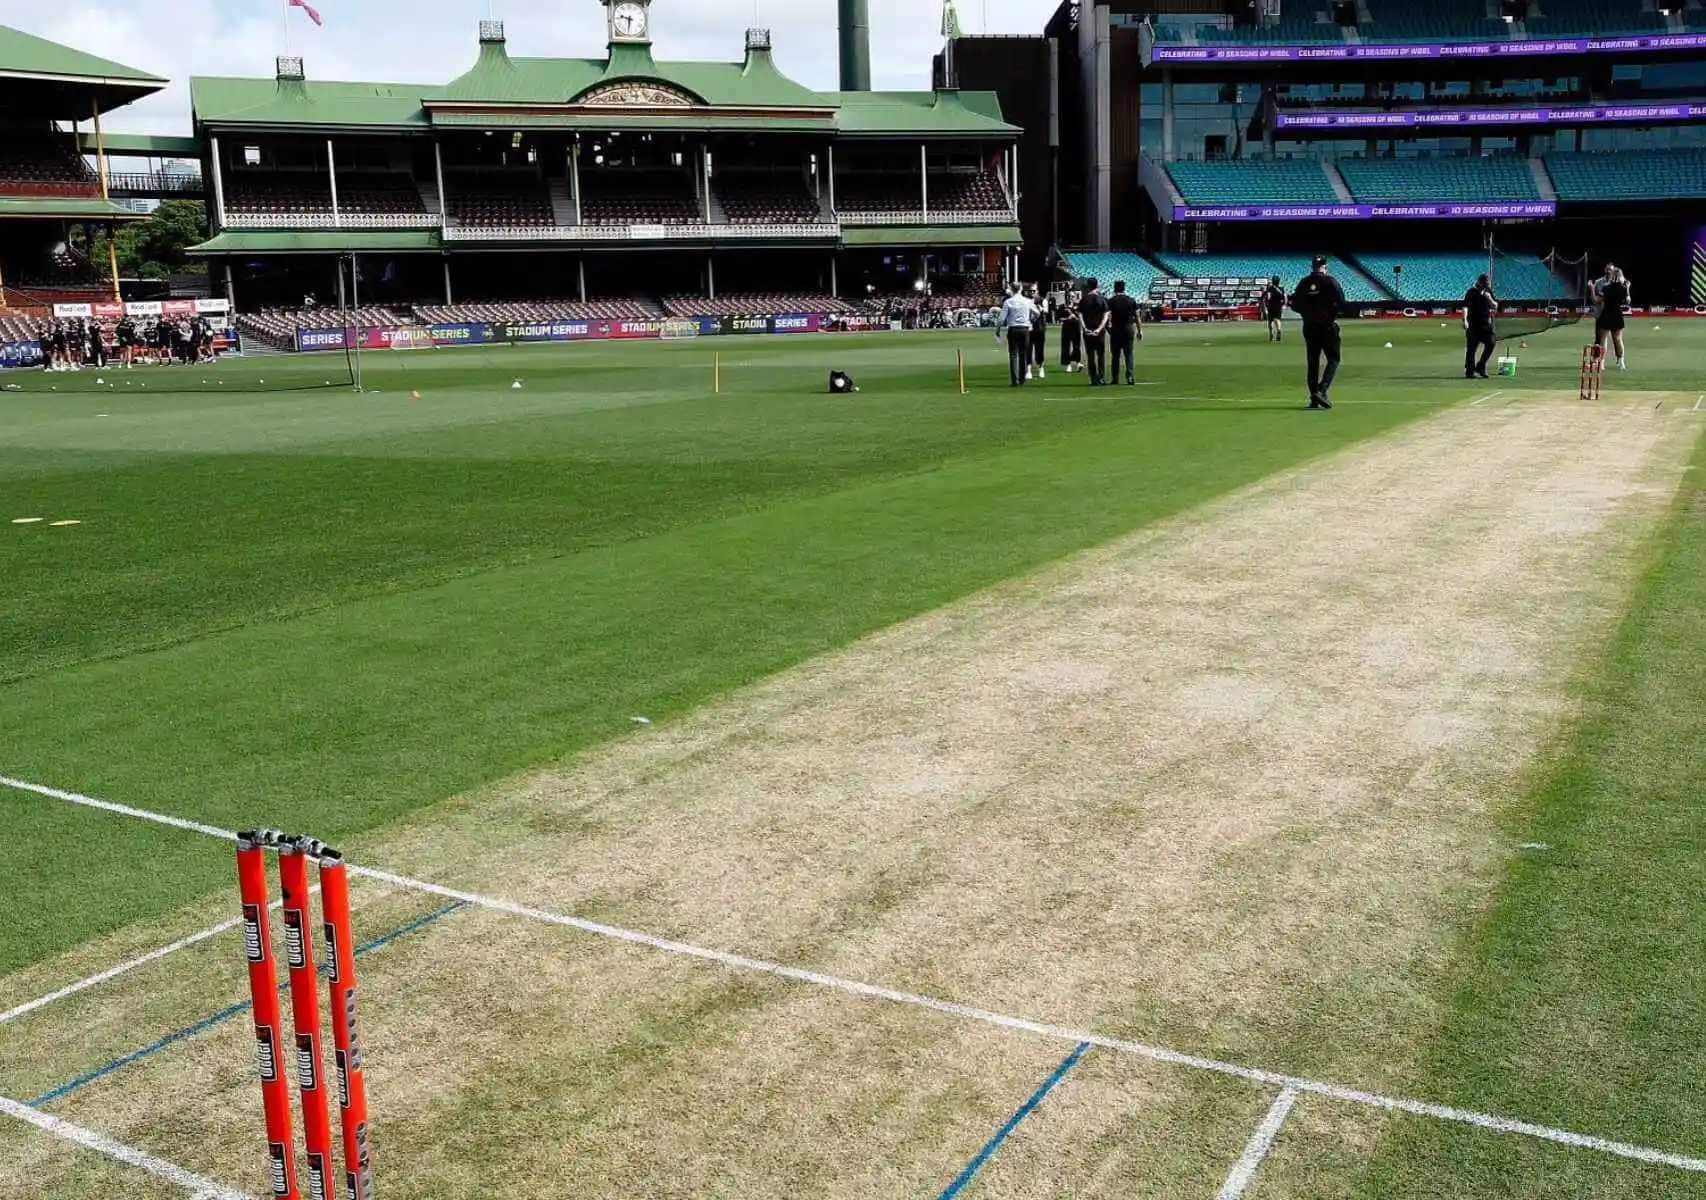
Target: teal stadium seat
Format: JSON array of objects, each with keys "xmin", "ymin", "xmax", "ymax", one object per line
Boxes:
[
  {"xmin": 1152, "ymin": 253, "xmax": 1389, "ymax": 303},
  {"xmin": 1167, "ymin": 159, "xmax": 1341, "ymax": 205},
  {"xmin": 1060, "ymin": 251, "xmax": 1171, "ymax": 299},
  {"xmin": 1360, "ymin": 0, "xmax": 1510, "ymax": 40},
  {"xmin": 1338, "ymin": 156, "xmax": 1540, "ymax": 203},
  {"xmin": 1525, "ymin": 0, "xmax": 1668, "ymax": 37},
  {"xmin": 1354, "ymin": 252, "xmax": 1572, "ymax": 302},
  {"xmin": 1544, "ymin": 149, "xmax": 1706, "ymax": 201}
]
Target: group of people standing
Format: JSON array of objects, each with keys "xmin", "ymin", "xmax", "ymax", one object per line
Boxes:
[
  {"xmin": 995, "ymin": 278, "xmax": 1145, "ymax": 387},
  {"xmin": 37, "ymin": 315, "xmax": 219, "ymax": 372}
]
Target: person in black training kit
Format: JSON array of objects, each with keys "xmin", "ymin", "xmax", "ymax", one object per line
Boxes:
[
  {"xmin": 1107, "ymin": 280, "xmax": 1142, "ymax": 385},
  {"xmin": 1058, "ymin": 292, "xmax": 1083, "ymax": 373},
  {"xmin": 1262, "ymin": 276, "xmax": 1287, "ymax": 342},
  {"xmin": 1289, "ymin": 256, "xmax": 1346, "ymax": 409},
  {"xmin": 1462, "ymin": 273, "xmax": 1497, "ymax": 379},
  {"xmin": 1079, "ymin": 278, "xmax": 1110, "ymax": 385},
  {"xmin": 1026, "ymin": 284, "xmax": 1050, "ymax": 380}
]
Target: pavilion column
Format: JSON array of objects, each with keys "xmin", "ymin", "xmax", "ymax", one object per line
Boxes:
[
  {"xmin": 920, "ymin": 143, "xmax": 929, "ymax": 221},
  {"xmin": 578, "ymin": 257, "xmax": 587, "ymax": 303},
  {"xmin": 210, "ymin": 136, "xmax": 228, "ymax": 226},
  {"xmin": 830, "ymin": 254, "xmax": 838, "ymax": 297},
  {"xmin": 828, "ymin": 144, "xmax": 837, "ymax": 212},
  {"xmin": 225, "ymin": 262, "xmax": 236, "ymax": 310},
  {"xmin": 443, "ymin": 259, "xmax": 453, "ymax": 304},
  {"xmin": 107, "ymin": 225, "xmax": 121, "ymax": 302},
  {"xmin": 326, "ymin": 139, "xmax": 340, "ymax": 226},
  {"xmin": 434, "ymin": 139, "xmax": 448, "ymax": 223},
  {"xmin": 571, "ymin": 138, "xmax": 583, "ymax": 224},
  {"xmin": 702, "ymin": 144, "xmax": 712, "ymax": 223},
  {"xmin": 1162, "ymin": 69, "xmax": 1176, "ymax": 160},
  {"xmin": 706, "ymin": 254, "xmax": 716, "ymax": 299}
]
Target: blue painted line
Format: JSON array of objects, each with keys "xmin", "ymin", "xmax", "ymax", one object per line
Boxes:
[
  {"xmin": 30, "ymin": 901, "xmax": 467, "ymax": 1109},
  {"xmin": 934, "ymin": 1041, "xmax": 1092, "ymax": 1200}
]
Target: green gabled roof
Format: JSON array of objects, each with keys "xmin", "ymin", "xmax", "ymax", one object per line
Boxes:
[
  {"xmin": 0, "ymin": 196, "xmax": 146, "ymax": 220},
  {"xmin": 190, "ymin": 230, "xmax": 441, "ymax": 254},
  {"xmin": 0, "ymin": 25, "xmax": 164, "ymax": 87},
  {"xmin": 831, "ymin": 90, "xmax": 1018, "ymax": 136},
  {"xmin": 434, "ymin": 40, "xmax": 829, "ymax": 110},
  {"xmin": 191, "ymin": 77, "xmax": 440, "ymax": 131}
]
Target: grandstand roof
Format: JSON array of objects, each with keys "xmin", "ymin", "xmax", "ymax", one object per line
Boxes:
[
  {"xmin": 189, "ymin": 230, "xmax": 442, "ymax": 255},
  {"xmin": 191, "ymin": 27, "xmax": 1016, "ymax": 139},
  {"xmin": 843, "ymin": 224, "xmax": 1020, "ymax": 245},
  {"xmin": 0, "ymin": 196, "xmax": 146, "ymax": 220},
  {"xmin": 0, "ymin": 24, "xmax": 166, "ymax": 113}
]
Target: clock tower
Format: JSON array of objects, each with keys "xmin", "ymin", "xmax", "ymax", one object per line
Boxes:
[{"xmin": 604, "ymin": 0, "xmax": 653, "ymax": 45}]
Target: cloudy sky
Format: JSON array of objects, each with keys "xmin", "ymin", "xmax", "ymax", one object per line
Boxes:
[{"xmin": 2, "ymin": 0, "xmax": 1053, "ymax": 133}]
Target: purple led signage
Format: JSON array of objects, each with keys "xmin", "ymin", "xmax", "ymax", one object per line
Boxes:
[
  {"xmin": 1171, "ymin": 201, "xmax": 1558, "ymax": 221},
  {"xmin": 1276, "ymin": 102, "xmax": 1706, "ymax": 130},
  {"xmin": 1152, "ymin": 32, "xmax": 1706, "ymax": 65}
]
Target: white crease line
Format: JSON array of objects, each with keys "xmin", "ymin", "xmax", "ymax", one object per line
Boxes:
[
  {"xmin": 1217, "ymin": 1086, "xmax": 1300, "ymax": 1199},
  {"xmin": 1, "ymin": 888, "xmax": 317, "ymax": 1026},
  {"xmin": 0, "ymin": 1095, "xmax": 250, "ymax": 1199},
  {"xmin": 1695, "ymin": 395, "xmax": 1702, "ymax": 412},
  {"xmin": 1469, "ymin": 390, "xmax": 1503, "ymax": 407},
  {"xmin": 8, "ymin": 773, "xmax": 1706, "ymax": 1175}
]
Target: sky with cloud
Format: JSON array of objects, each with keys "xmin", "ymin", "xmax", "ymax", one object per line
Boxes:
[{"xmin": 1, "ymin": 0, "xmax": 1054, "ymax": 134}]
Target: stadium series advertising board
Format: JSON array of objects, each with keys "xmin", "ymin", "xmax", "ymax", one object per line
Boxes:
[
  {"xmin": 1275, "ymin": 102, "xmax": 1706, "ymax": 130},
  {"xmin": 1151, "ymin": 32, "xmax": 1706, "ymax": 64},
  {"xmin": 292, "ymin": 313, "xmax": 838, "ymax": 352},
  {"xmin": 1173, "ymin": 202, "xmax": 1557, "ymax": 221}
]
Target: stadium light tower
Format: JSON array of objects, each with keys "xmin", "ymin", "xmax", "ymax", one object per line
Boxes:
[{"xmin": 839, "ymin": 0, "xmax": 871, "ymax": 91}]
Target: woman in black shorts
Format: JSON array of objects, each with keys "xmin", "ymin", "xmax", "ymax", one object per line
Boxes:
[{"xmin": 1596, "ymin": 267, "xmax": 1629, "ymax": 371}]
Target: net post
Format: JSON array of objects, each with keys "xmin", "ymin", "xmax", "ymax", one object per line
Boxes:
[
  {"xmin": 318, "ymin": 850, "xmax": 373, "ymax": 1200},
  {"xmin": 236, "ymin": 832, "xmax": 302, "ymax": 1200},
  {"xmin": 278, "ymin": 841, "xmax": 335, "ymax": 1200},
  {"xmin": 957, "ymin": 347, "xmax": 967, "ymax": 395},
  {"xmin": 714, "ymin": 352, "xmax": 721, "ymax": 395}
]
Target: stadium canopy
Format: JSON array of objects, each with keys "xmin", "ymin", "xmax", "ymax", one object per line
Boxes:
[{"xmin": 0, "ymin": 24, "xmax": 166, "ymax": 117}]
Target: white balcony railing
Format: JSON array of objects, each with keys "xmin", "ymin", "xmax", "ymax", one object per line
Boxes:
[
  {"xmin": 441, "ymin": 221, "xmax": 840, "ymax": 242},
  {"xmin": 837, "ymin": 209, "xmax": 1016, "ymax": 226},
  {"xmin": 221, "ymin": 211, "xmax": 443, "ymax": 230}
]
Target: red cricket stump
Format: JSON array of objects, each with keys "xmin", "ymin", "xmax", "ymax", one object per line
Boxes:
[
  {"xmin": 1580, "ymin": 343, "xmax": 1605, "ymax": 401},
  {"xmin": 279, "ymin": 843, "xmax": 335, "ymax": 1200},
  {"xmin": 319, "ymin": 851, "xmax": 373, "ymax": 1200},
  {"xmin": 237, "ymin": 833, "xmax": 302, "ymax": 1200}
]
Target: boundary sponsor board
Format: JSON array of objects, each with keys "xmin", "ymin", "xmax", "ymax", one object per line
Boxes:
[
  {"xmin": 53, "ymin": 299, "xmax": 228, "ymax": 320},
  {"xmin": 1152, "ymin": 31, "xmax": 1706, "ymax": 64},
  {"xmin": 1172, "ymin": 202, "xmax": 1557, "ymax": 222},
  {"xmin": 294, "ymin": 313, "xmax": 837, "ymax": 351},
  {"xmin": 1276, "ymin": 102, "xmax": 1706, "ymax": 130}
]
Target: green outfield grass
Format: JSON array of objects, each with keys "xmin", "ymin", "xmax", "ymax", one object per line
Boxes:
[{"xmin": 2, "ymin": 320, "xmax": 1703, "ymax": 1199}]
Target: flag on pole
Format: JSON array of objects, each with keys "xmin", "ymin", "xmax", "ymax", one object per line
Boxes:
[{"xmin": 289, "ymin": 0, "xmax": 324, "ymax": 26}]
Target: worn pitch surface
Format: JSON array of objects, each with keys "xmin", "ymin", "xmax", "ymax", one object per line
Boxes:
[{"xmin": 4, "ymin": 394, "xmax": 1700, "ymax": 1198}]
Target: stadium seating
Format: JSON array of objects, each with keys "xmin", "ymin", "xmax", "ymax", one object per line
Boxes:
[
  {"xmin": 661, "ymin": 293, "xmax": 856, "ymax": 317},
  {"xmin": 1359, "ymin": 0, "xmax": 1510, "ymax": 41},
  {"xmin": 1200, "ymin": 14, "xmax": 1343, "ymax": 44},
  {"xmin": 1166, "ymin": 159, "xmax": 1340, "ymax": 205},
  {"xmin": 236, "ymin": 307, "xmax": 409, "ymax": 349},
  {"xmin": 713, "ymin": 173, "xmax": 822, "ymax": 224},
  {"xmin": 836, "ymin": 174, "xmax": 923, "ymax": 213},
  {"xmin": 226, "ymin": 174, "xmax": 334, "ymax": 218},
  {"xmin": 1060, "ymin": 251, "xmax": 1171, "ymax": 300},
  {"xmin": 335, "ymin": 173, "xmax": 426, "ymax": 215},
  {"xmin": 0, "ymin": 137, "xmax": 98, "ymax": 195},
  {"xmin": 580, "ymin": 170, "xmax": 700, "ymax": 225},
  {"xmin": 413, "ymin": 299, "xmax": 662, "ymax": 323},
  {"xmin": 1524, "ymin": 0, "xmax": 1667, "ymax": 38},
  {"xmin": 1152, "ymin": 253, "xmax": 1389, "ymax": 303},
  {"xmin": 0, "ymin": 312, "xmax": 50, "ymax": 343},
  {"xmin": 1338, "ymin": 156, "xmax": 1540, "ymax": 203},
  {"xmin": 927, "ymin": 170, "xmax": 1010, "ymax": 213},
  {"xmin": 1353, "ymin": 252, "xmax": 1572, "ymax": 302},
  {"xmin": 445, "ymin": 173, "xmax": 554, "ymax": 227},
  {"xmin": 1543, "ymin": 149, "xmax": 1706, "ymax": 201}
]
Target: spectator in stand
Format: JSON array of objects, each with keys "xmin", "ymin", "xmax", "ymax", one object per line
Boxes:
[
  {"xmin": 1058, "ymin": 292, "xmax": 1083, "ymax": 374},
  {"xmin": 1079, "ymin": 279, "xmax": 1110, "ymax": 386},
  {"xmin": 1026, "ymin": 284, "xmax": 1049, "ymax": 381},
  {"xmin": 1108, "ymin": 281, "xmax": 1142, "ymax": 387}
]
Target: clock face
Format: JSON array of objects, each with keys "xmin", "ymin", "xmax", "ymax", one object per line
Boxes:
[{"xmin": 612, "ymin": 2, "xmax": 647, "ymax": 38}]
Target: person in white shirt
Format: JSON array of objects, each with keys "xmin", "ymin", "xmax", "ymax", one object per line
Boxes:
[{"xmin": 995, "ymin": 283, "xmax": 1037, "ymax": 387}]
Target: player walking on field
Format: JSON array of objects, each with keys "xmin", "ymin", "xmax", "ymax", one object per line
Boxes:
[
  {"xmin": 1262, "ymin": 277, "xmax": 1286, "ymax": 342},
  {"xmin": 1290, "ymin": 256, "xmax": 1346, "ymax": 410}
]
